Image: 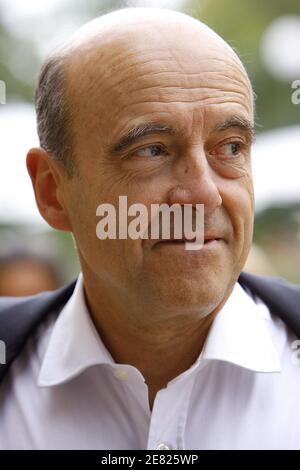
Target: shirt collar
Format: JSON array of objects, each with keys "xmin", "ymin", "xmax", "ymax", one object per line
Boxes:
[
  {"xmin": 38, "ymin": 273, "xmax": 115, "ymax": 387},
  {"xmin": 201, "ymin": 282, "xmax": 281, "ymax": 372},
  {"xmin": 38, "ymin": 274, "xmax": 281, "ymax": 387}
]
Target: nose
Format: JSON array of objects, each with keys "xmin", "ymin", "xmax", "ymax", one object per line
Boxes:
[{"xmin": 167, "ymin": 148, "xmax": 222, "ymax": 215}]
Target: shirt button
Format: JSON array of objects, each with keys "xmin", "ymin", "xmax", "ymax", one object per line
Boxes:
[
  {"xmin": 156, "ymin": 443, "xmax": 170, "ymax": 450},
  {"xmin": 114, "ymin": 368, "xmax": 129, "ymax": 380}
]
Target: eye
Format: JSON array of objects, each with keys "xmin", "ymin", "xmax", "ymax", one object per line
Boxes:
[
  {"xmin": 134, "ymin": 144, "xmax": 167, "ymax": 158},
  {"xmin": 210, "ymin": 141, "xmax": 243, "ymax": 158}
]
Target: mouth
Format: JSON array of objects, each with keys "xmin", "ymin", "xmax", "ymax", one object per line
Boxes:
[
  {"xmin": 203, "ymin": 237, "xmax": 222, "ymax": 245},
  {"xmin": 155, "ymin": 236, "xmax": 222, "ymax": 247}
]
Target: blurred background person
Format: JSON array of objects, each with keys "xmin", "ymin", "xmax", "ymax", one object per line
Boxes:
[{"xmin": 0, "ymin": 250, "xmax": 61, "ymax": 296}]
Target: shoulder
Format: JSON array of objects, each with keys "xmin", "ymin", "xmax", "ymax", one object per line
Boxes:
[
  {"xmin": 239, "ymin": 271, "xmax": 300, "ymax": 298},
  {"xmin": 239, "ymin": 271, "xmax": 300, "ymax": 339},
  {"xmin": 0, "ymin": 280, "xmax": 77, "ymax": 315},
  {"xmin": 0, "ymin": 280, "xmax": 77, "ymax": 339},
  {"xmin": 0, "ymin": 280, "xmax": 77, "ymax": 383},
  {"xmin": 0, "ymin": 295, "xmax": 30, "ymax": 311}
]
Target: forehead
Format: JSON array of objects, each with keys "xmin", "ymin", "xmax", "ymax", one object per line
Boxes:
[{"xmin": 66, "ymin": 23, "xmax": 253, "ymax": 144}]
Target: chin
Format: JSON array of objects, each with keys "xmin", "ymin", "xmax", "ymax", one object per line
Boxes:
[{"xmin": 148, "ymin": 272, "xmax": 233, "ymax": 316}]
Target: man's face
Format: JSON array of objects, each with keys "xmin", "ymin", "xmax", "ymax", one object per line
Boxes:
[{"xmin": 63, "ymin": 22, "xmax": 255, "ymax": 318}]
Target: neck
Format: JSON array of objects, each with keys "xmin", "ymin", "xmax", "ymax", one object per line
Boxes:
[{"xmin": 82, "ymin": 274, "xmax": 226, "ymax": 410}]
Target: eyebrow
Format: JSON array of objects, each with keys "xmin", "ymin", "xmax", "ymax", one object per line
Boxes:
[
  {"xmin": 110, "ymin": 123, "xmax": 177, "ymax": 155},
  {"xmin": 214, "ymin": 115, "xmax": 255, "ymax": 141},
  {"xmin": 110, "ymin": 115, "xmax": 255, "ymax": 155}
]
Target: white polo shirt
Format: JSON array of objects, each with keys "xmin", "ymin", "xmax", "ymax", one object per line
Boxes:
[{"xmin": 0, "ymin": 273, "xmax": 300, "ymax": 450}]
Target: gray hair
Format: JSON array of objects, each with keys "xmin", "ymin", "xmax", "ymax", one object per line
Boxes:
[{"xmin": 35, "ymin": 53, "xmax": 75, "ymax": 176}]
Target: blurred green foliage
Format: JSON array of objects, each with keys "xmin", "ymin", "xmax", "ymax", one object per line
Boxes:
[
  {"xmin": 0, "ymin": 2, "xmax": 41, "ymax": 102},
  {"xmin": 183, "ymin": 0, "xmax": 300, "ymax": 131}
]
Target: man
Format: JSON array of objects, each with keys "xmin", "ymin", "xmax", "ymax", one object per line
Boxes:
[{"xmin": 1, "ymin": 7, "xmax": 300, "ymax": 450}]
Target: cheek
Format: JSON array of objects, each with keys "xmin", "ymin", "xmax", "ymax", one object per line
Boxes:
[
  {"xmin": 63, "ymin": 175, "xmax": 103, "ymax": 259},
  {"xmin": 65, "ymin": 177, "xmax": 148, "ymax": 282},
  {"xmin": 221, "ymin": 175, "xmax": 254, "ymax": 247}
]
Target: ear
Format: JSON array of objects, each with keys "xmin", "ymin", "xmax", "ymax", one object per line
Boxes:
[{"xmin": 26, "ymin": 147, "xmax": 72, "ymax": 231}]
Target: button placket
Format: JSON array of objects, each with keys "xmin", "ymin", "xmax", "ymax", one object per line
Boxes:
[
  {"xmin": 147, "ymin": 373, "xmax": 196, "ymax": 450},
  {"xmin": 156, "ymin": 443, "xmax": 170, "ymax": 450}
]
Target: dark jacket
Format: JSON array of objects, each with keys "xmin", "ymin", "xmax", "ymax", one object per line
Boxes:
[{"xmin": 1, "ymin": 271, "xmax": 300, "ymax": 384}]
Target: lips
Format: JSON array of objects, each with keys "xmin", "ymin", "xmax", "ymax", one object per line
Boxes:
[
  {"xmin": 155, "ymin": 235, "xmax": 222, "ymax": 245},
  {"xmin": 203, "ymin": 236, "xmax": 221, "ymax": 244}
]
